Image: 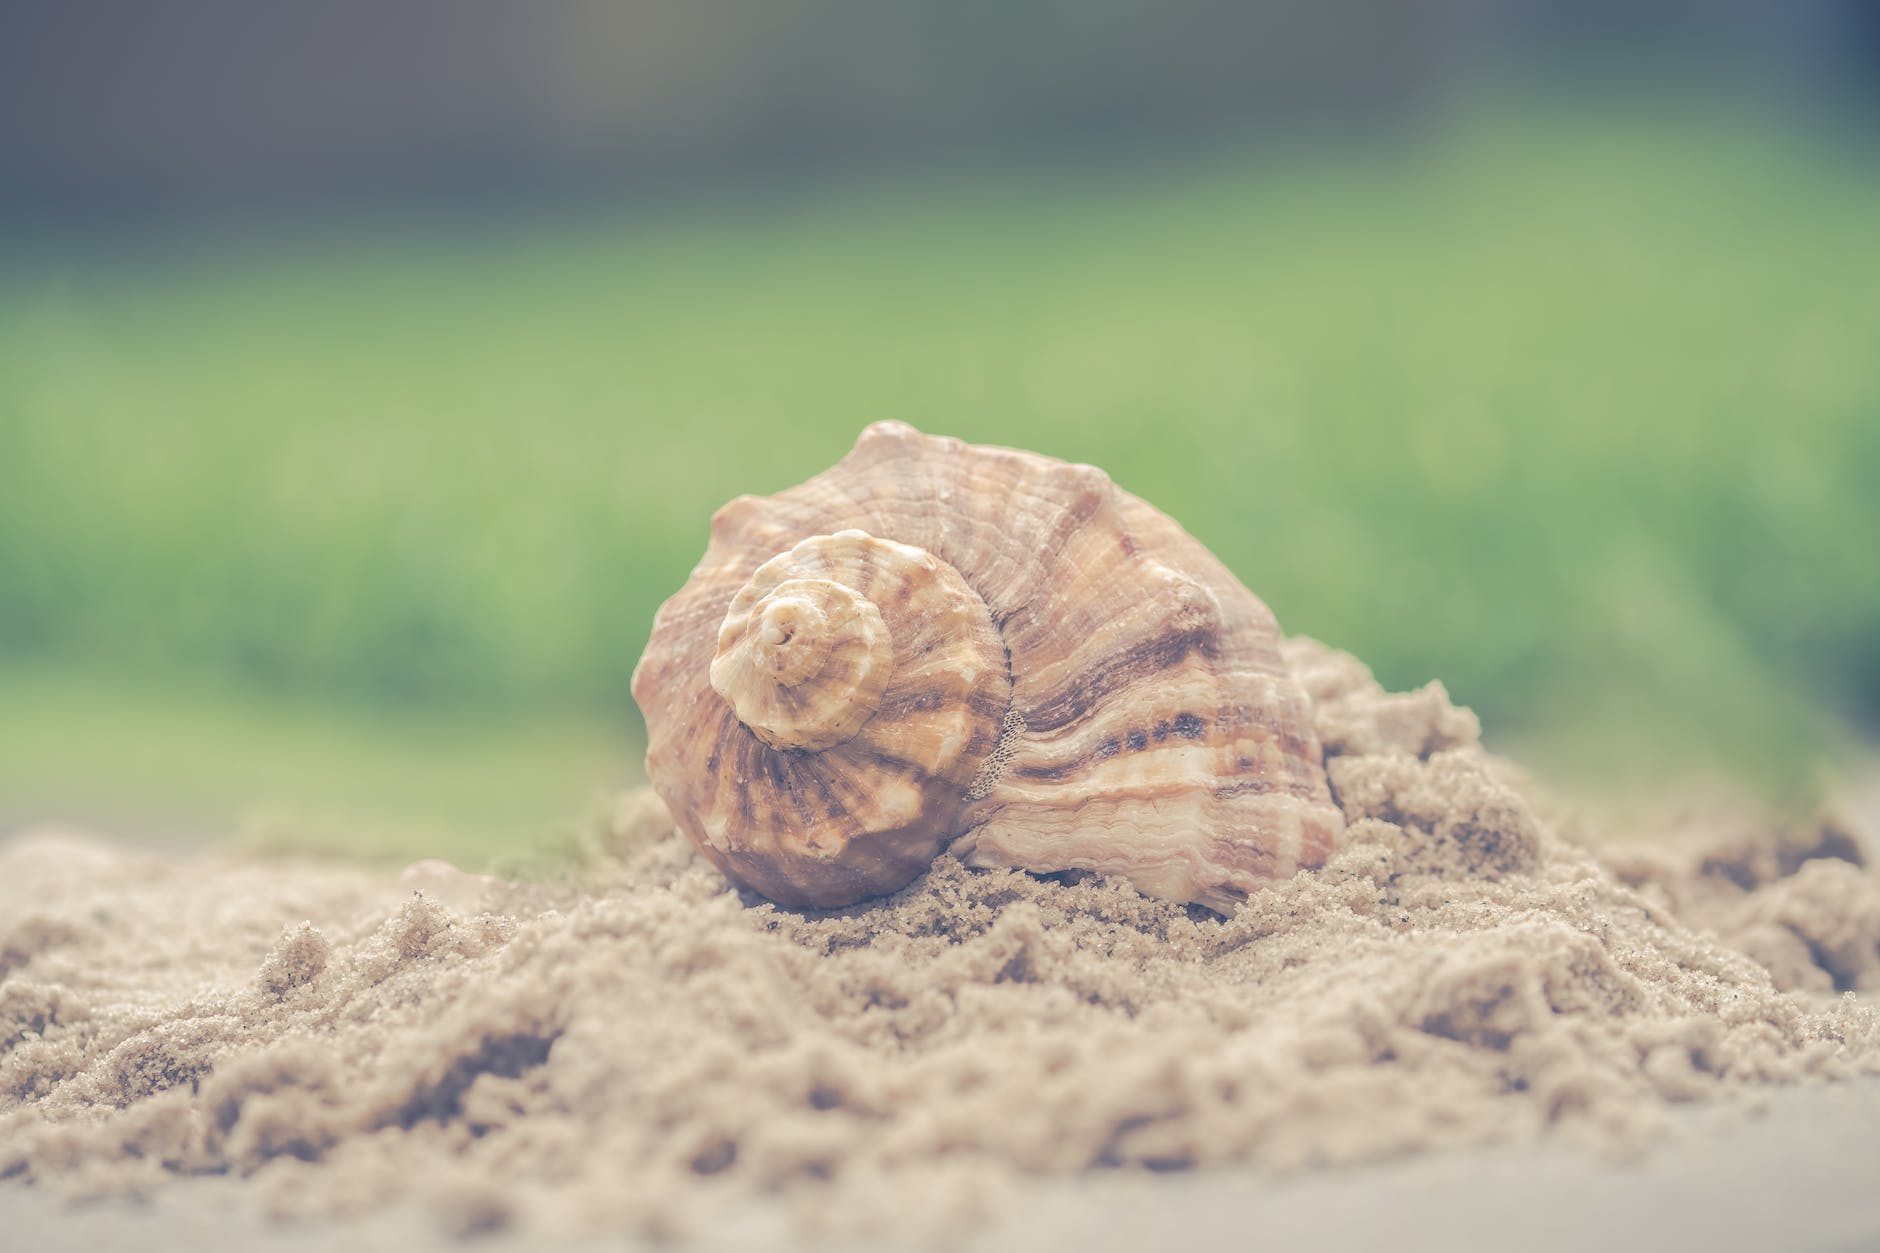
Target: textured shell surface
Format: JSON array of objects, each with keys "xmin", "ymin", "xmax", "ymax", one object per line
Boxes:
[{"xmin": 631, "ymin": 421, "xmax": 1345, "ymax": 912}]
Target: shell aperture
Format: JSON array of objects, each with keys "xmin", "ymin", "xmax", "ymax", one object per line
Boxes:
[{"xmin": 631, "ymin": 422, "xmax": 1345, "ymax": 912}]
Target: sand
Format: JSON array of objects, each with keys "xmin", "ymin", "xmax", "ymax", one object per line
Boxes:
[
  {"xmin": 3, "ymin": 637, "xmax": 1879, "ymax": 1242},
  {"xmin": 10, "ymin": 1078, "xmax": 1880, "ymax": 1253}
]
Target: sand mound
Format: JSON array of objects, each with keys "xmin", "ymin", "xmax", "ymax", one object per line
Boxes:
[{"xmin": 3, "ymin": 639, "xmax": 1878, "ymax": 1239}]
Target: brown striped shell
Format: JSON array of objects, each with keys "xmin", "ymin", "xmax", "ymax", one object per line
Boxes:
[{"xmin": 630, "ymin": 422, "xmax": 1345, "ymax": 912}]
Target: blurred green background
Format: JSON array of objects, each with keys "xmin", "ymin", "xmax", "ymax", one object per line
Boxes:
[{"xmin": 3, "ymin": 5, "xmax": 1878, "ymax": 865}]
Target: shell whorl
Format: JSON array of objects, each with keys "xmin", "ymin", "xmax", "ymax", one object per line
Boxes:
[
  {"xmin": 637, "ymin": 523, "xmax": 1011, "ymax": 906},
  {"xmin": 710, "ymin": 537, "xmax": 898, "ymax": 752},
  {"xmin": 631, "ymin": 421, "xmax": 1347, "ymax": 912},
  {"xmin": 708, "ymin": 529, "xmax": 1006, "ymax": 767}
]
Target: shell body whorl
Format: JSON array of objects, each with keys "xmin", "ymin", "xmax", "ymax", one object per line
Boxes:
[{"xmin": 631, "ymin": 422, "xmax": 1346, "ymax": 911}]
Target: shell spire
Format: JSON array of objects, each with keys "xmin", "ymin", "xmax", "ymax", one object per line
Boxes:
[
  {"xmin": 709, "ymin": 535, "xmax": 899, "ymax": 752},
  {"xmin": 631, "ymin": 422, "xmax": 1345, "ymax": 912}
]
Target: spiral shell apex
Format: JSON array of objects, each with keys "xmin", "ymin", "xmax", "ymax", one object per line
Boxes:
[{"xmin": 631, "ymin": 422, "xmax": 1346, "ymax": 912}]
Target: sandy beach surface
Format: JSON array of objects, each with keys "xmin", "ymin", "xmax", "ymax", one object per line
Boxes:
[
  {"xmin": 5, "ymin": 1077, "xmax": 1879, "ymax": 1253},
  {"xmin": 4, "ymin": 647, "xmax": 1877, "ymax": 1250}
]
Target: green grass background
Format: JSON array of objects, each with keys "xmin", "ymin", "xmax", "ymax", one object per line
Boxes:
[{"xmin": 3, "ymin": 104, "xmax": 1877, "ymax": 863}]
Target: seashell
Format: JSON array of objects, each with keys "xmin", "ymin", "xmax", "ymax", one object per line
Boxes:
[{"xmin": 631, "ymin": 422, "xmax": 1345, "ymax": 913}]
